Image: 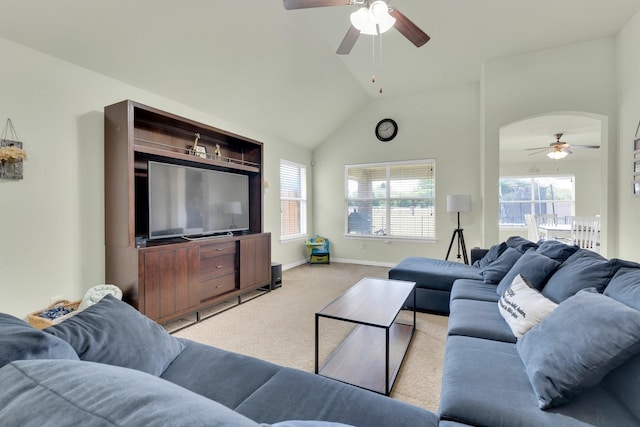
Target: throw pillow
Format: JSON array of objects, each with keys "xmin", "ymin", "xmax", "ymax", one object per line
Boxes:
[
  {"xmin": 535, "ymin": 239, "xmax": 579, "ymax": 262},
  {"xmin": 516, "ymin": 289, "xmax": 640, "ymax": 409},
  {"xmin": 496, "ymin": 249, "xmax": 560, "ymax": 296},
  {"xmin": 541, "ymin": 250, "xmax": 618, "ymax": 303},
  {"xmin": 45, "ymin": 295, "xmax": 185, "ymax": 376},
  {"xmin": 498, "ymin": 275, "xmax": 558, "ymax": 338},
  {"xmin": 481, "ymin": 247, "xmax": 523, "ymax": 284},
  {"xmin": 0, "ymin": 313, "xmax": 79, "ymax": 369},
  {"xmin": 604, "ymin": 266, "xmax": 640, "ymax": 311},
  {"xmin": 472, "ymin": 242, "xmax": 507, "ymax": 268},
  {"xmin": 505, "ymin": 236, "xmax": 538, "ymax": 253},
  {"xmin": 0, "ymin": 359, "xmax": 259, "ymax": 427}
]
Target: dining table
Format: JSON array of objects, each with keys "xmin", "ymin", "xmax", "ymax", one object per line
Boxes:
[{"xmin": 537, "ymin": 223, "xmax": 572, "ymax": 241}]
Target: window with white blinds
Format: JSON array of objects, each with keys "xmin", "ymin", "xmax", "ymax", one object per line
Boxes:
[
  {"xmin": 280, "ymin": 160, "xmax": 307, "ymax": 240},
  {"xmin": 345, "ymin": 160, "xmax": 436, "ymax": 239}
]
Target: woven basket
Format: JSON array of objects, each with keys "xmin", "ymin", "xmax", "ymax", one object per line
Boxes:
[{"xmin": 27, "ymin": 299, "xmax": 81, "ymax": 329}]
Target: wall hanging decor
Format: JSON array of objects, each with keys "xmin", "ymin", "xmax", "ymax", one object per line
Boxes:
[
  {"xmin": 634, "ymin": 120, "xmax": 640, "ymax": 196},
  {"xmin": 0, "ymin": 119, "xmax": 26, "ymax": 180}
]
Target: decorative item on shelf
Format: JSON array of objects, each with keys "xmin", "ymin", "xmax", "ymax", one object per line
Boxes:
[
  {"xmin": 0, "ymin": 119, "xmax": 26, "ymax": 180},
  {"xmin": 445, "ymin": 194, "xmax": 471, "ymax": 264},
  {"xmin": 188, "ymin": 132, "xmax": 207, "ymax": 158},
  {"xmin": 214, "ymin": 143, "xmax": 221, "ymax": 159}
]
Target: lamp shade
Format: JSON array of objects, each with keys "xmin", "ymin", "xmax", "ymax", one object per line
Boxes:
[{"xmin": 447, "ymin": 195, "xmax": 471, "ymax": 213}]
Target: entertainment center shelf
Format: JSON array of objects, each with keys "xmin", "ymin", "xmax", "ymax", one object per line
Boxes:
[{"xmin": 104, "ymin": 100, "xmax": 271, "ymax": 325}]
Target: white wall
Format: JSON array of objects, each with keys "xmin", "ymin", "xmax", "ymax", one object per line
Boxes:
[
  {"xmin": 616, "ymin": 10, "xmax": 640, "ymax": 263},
  {"xmin": 0, "ymin": 37, "xmax": 312, "ymax": 318},
  {"xmin": 482, "ymin": 38, "xmax": 618, "ymax": 253},
  {"xmin": 312, "ymin": 83, "xmax": 482, "ymax": 265}
]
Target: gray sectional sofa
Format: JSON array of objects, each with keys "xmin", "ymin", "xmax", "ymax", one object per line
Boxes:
[
  {"xmin": 394, "ymin": 236, "xmax": 640, "ymax": 426},
  {"xmin": 0, "ymin": 295, "xmax": 438, "ymax": 427}
]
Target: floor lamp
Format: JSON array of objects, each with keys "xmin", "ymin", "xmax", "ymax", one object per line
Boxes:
[{"xmin": 445, "ymin": 195, "xmax": 471, "ymax": 264}]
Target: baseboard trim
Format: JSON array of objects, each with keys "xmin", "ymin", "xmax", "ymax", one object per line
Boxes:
[{"xmin": 282, "ymin": 258, "xmax": 396, "ymax": 271}]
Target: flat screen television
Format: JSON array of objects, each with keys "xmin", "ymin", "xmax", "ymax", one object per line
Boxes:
[{"xmin": 148, "ymin": 161, "xmax": 250, "ymax": 240}]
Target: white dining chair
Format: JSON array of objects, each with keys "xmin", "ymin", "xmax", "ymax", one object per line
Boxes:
[
  {"xmin": 524, "ymin": 214, "xmax": 540, "ymax": 241},
  {"xmin": 571, "ymin": 216, "xmax": 601, "ymax": 252},
  {"xmin": 535, "ymin": 213, "xmax": 558, "ymax": 227},
  {"xmin": 533, "ymin": 213, "xmax": 558, "ymax": 240}
]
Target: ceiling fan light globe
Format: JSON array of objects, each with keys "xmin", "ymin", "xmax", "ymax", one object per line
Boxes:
[
  {"xmin": 350, "ymin": 7, "xmax": 378, "ymax": 35},
  {"xmin": 377, "ymin": 14, "xmax": 396, "ymax": 33},
  {"xmin": 547, "ymin": 150, "xmax": 568, "ymax": 160},
  {"xmin": 369, "ymin": 1, "xmax": 389, "ymax": 22},
  {"xmin": 368, "ymin": 1, "xmax": 395, "ymax": 33}
]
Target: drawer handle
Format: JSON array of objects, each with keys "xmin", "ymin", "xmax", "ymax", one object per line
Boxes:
[
  {"xmin": 216, "ymin": 265, "xmax": 223, "ymax": 269},
  {"xmin": 216, "ymin": 284, "xmax": 223, "ymax": 289},
  {"xmin": 216, "ymin": 248, "xmax": 223, "ymax": 251}
]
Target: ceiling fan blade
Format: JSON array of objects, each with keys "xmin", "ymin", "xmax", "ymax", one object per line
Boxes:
[
  {"xmin": 525, "ymin": 147, "xmax": 549, "ymax": 151},
  {"xmin": 336, "ymin": 25, "xmax": 360, "ymax": 55},
  {"xmin": 283, "ymin": 0, "xmax": 350, "ymax": 10},
  {"xmin": 388, "ymin": 8, "xmax": 430, "ymax": 47},
  {"xmin": 570, "ymin": 145, "xmax": 601, "ymax": 149},
  {"xmin": 528, "ymin": 149, "xmax": 548, "ymax": 156}
]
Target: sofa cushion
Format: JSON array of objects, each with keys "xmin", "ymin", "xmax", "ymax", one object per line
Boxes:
[
  {"xmin": 541, "ymin": 249, "xmax": 618, "ymax": 303},
  {"xmin": 45, "ymin": 295, "xmax": 185, "ymax": 376},
  {"xmin": 505, "ymin": 236, "xmax": 538, "ymax": 253},
  {"xmin": 0, "ymin": 313, "xmax": 79, "ymax": 369},
  {"xmin": 472, "ymin": 242, "xmax": 507, "ymax": 268},
  {"xmin": 536, "ymin": 239, "xmax": 579, "ymax": 262},
  {"xmin": 517, "ymin": 289, "xmax": 640, "ymax": 409},
  {"xmin": 263, "ymin": 422, "xmax": 356, "ymax": 427},
  {"xmin": 161, "ymin": 339, "xmax": 283, "ymax": 410},
  {"xmin": 498, "ymin": 275, "xmax": 558, "ymax": 338},
  {"xmin": 603, "ymin": 352, "xmax": 640, "ymax": 421},
  {"xmin": 481, "ymin": 247, "xmax": 522, "ymax": 284},
  {"xmin": 496, "ymin": 249, "xmax": 560, "ymax": 295},
  {"xmin": 235, "ymin": 367, "xmax": 439, "ymax": 427},
  {"xmin": 0, "ymin": 359, "xmax": 260, "ymax": 427},
  {"xmin": 440, "ymin": 335, "xmax": 639, "ymax": 427},
  {"xmin": 450, "ymin": 279, "xmax": 500, "ymax": 303},
  {"xmin": 389, "ymin": 257, "xmax": 482, "ymax": 292},
  {"xmin": 448, "ymin": 299, "xmax": 516, "ymax": 343}
]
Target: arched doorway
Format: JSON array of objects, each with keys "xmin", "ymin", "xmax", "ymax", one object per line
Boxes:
[{"xmin": 499, "ymin": 112, "xmax": 607, "ymax": 254}]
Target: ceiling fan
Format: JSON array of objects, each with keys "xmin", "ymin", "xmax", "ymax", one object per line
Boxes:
[
  {"xmin": 526, "ymin": 133, "xmax": 600, "ymax": 160},
  {"xmin": 283, "ymin": 0, "xmax": 430, "ymax": 55}
]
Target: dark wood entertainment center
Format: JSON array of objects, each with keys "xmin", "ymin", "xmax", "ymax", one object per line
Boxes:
[{"xmin": 104, "ymin": 100, "xmax": 271, "ymax": 325}]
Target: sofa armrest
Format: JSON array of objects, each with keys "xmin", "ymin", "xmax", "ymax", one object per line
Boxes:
[{"xmin": 470, "ymin": 248, "xmax": 489, "ymax": 265}]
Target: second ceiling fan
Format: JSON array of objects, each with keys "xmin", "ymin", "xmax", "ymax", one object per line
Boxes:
[
  {"xmin": 283, "ymin": 0, "xmax": 430, "ymax": 54},
  {"xmin": 526, "ymin": 133, "xmax": 600, "ymax": 160}
]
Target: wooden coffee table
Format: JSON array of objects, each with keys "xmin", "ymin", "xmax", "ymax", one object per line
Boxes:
[{"xmin": 315, "ymin": 277, "xmax": 416, "ymax": 395}]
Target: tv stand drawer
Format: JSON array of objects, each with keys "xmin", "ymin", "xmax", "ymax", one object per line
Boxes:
[
  {"xmin": 199, "ymin": 253, "xmax": 236, "ymax": 280},
  {"xmin": 199, "ymin": 273, "xmax": 236, "ymax": 302},
  {"xmin": 200, "ymin": 241, "xmax": 236, "ymax": 258}
]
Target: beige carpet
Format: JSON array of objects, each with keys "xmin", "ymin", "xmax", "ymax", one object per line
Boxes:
[{"xmin": 174, "ymin": 262, "xmax": 447, "ymax": 413}]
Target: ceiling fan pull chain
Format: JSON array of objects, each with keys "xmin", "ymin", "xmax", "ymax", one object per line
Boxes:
[
  {"xmin": 378, "ymin": 30, "xmax": 384, "ymax": 93},
  {"xmin": 371, "ymin": 31, "xmax": 376, "ymax": 83}
]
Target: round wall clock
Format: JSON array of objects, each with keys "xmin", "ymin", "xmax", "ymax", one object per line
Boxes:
[{"xmin": 375, "ymin": 118, "xmax": 398, "ymax": 142}]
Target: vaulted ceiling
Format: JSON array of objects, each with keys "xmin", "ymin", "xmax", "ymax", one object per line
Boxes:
[{"xmin": 1, "ymin": 0, "xmax": 639, "ymax": 149}]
